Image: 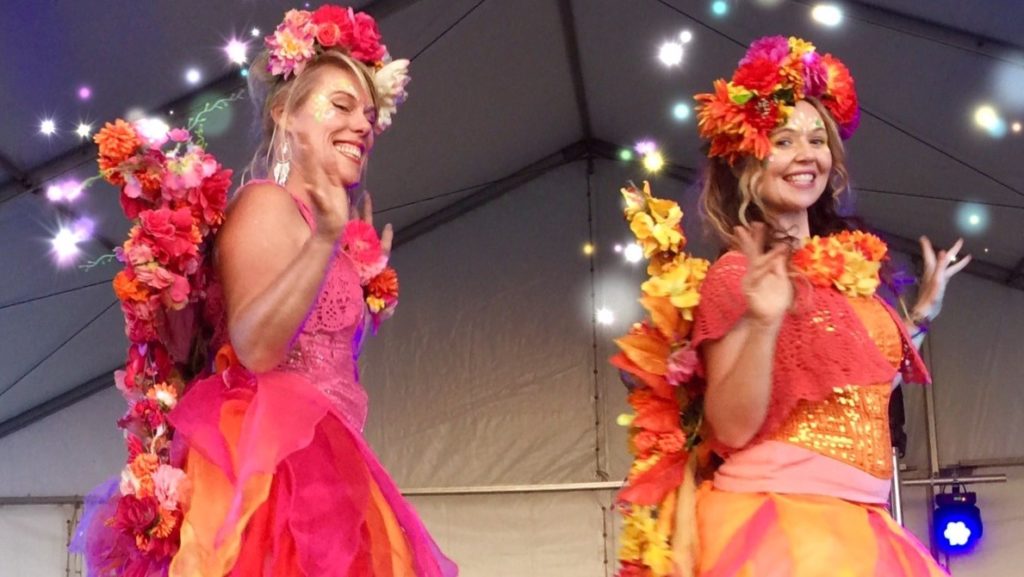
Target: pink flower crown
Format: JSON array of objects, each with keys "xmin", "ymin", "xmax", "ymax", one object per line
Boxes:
[
  {"xmin": 695, "ymin": 36, "xmax": 859, "ymax": 163},
  {"xmin": 266, "ymin": 5, "xmax": 410, "ymax": 131}
]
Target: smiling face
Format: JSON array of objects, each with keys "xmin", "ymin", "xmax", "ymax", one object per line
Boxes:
[
  {"xmin": 282, "ymin": 63, "xmax": 378, "ymax": 189},
  {"xmin": 756, "ymin": 100, "xmax": 834, "ymax": 220}
]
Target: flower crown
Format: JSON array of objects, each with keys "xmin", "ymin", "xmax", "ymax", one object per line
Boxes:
[
  {"xmin": 266, "ymin": 5, "xmax": 410, "ymax": 131},
  {"xmin": 695, "ymin": 36, "xmax": 859, "ymax": 163}
]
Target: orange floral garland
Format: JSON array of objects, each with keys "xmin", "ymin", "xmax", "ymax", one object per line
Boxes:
[{"xmin": 791, "ymin": 230, "xmax": 887, "ymax": 297}]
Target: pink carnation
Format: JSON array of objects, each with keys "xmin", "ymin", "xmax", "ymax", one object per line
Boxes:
[
  {"xmin": 740, "ymin": 35, "xmax": 789, "ymax": 67},
  {"xmin": 801, "ymin": 51, "xmax": 828, "ymax": 97},
  {"xmin": 342, "ymin": 220, "xmax": 387, "ymax": 283},
  {"xmin": 152, "ymin": 465, "xmax": 190, "ymax": 511},
  {"xmin": 348, "ymin": 11, "xmax": 387, "ymax": 63},
  {"xmin": 666, "ymin": 346, "xmax": 699, "ymax": 386},
  {"xmin": 135, "ymin": 207, "xmax": 200, "ymax": 267}
]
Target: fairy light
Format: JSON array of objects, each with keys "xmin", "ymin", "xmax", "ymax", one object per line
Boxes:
[
  {"xmin": 135, "ymin": 117, "xmax": 170, "ymax": 143},
  {"xmin": 672, "ymin": 102, "xmax": 691, "ymax": 121},
  {"xmin": 78, "ymin": 86, "xmax": 92, "ymax": 101},
  {"xmin": 635, "ymin": 140, "xmax": 657, "ymax": 155},
  {"xmin": 658, "ymin": 41, "xmax": 684, "ymax": 67},
  {"xmin": 596, "ymin": 307, "xmax": 616, "ymax": 326},
  {"xmin": 250, "ymin": 27, "xmax": 261, "ymax": 37},
  {"xmin": 185, "ymin": 68, "xmax": 202, "ymax": 85},
  {"xmin": 40, "ymin": 118, "xmax": 57, "ymax": 136},
  {"xmin": 225, "ymin": 39, "xmax": 248, "ymax": 65},
  {"xmin": 583, "ymin": 242, "xmax": 595, "ymax": 256},
  {"xmin": 619, "ymin": 149, "xmax": 634, "ymax": 161},
  {"xmin": 624, "ymin": 243, "xmax": 644, "ymax": 263},
  {"xmin": 76, "ymin": 123, "xmax": 93, "ymax": 139},
  {"xmin": 811, "ymin": 4, "xmax": 843, "ymax": 27},
  {"xmin": 1013, "ymin": 122, "xmax": 1021, "ymax": 133},
  {"xmin": 974, "ymin": 104, "xmax": 1006, "ymax": 137},
  {"xmin": 711, "ymin": 0, "xmax": 729, "ymax": 17},
  {"xmin": 52, "ymin": 227, "xmax": 83, "ymax": 263},
  {"xmin": 46, "ymin": 185, "xmax": 64, "ymax": 202},
  {"xmin": 643, "ymin": 151, "xmax": 665, "ymax": 173},
  {"xmin": 679, "ymin": 30, "xmax": 693, "ymax": 44}
]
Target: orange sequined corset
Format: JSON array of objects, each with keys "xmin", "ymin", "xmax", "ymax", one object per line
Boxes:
[{"xmin": 766, "ymin": 296, "xmax": 903, "ymax": 479}]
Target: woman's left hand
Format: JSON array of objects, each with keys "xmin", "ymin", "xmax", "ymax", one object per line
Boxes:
[
  {"xmin": 358, "ymin": 191, "xmax": 393, "ymax": 256},
  {"xmin": 911, "ymin": 236, "xmax": 972, "ymax": 322}
]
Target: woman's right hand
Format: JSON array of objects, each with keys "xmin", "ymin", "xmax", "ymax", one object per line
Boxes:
[
  {"xmin": 735, "ymin": 223, "xmax": 792, "ymax": 327},
  {"xmin": 297, "ymin": 134, "xmax": 350, "ymax": 241}
]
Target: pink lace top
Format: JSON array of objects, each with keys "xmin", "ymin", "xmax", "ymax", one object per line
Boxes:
[{"xmin": 276, "ymin": 194, "xmax": 370, "ymax": 432}]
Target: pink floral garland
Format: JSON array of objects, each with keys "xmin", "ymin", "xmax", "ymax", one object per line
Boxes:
[{"xmin": 93, "ymin": 118, "xmax": 231, "ymax": 572}]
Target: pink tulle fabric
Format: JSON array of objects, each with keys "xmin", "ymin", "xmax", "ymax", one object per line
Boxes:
[{"xmin": 74, "ymin": 189, "xmax": 456, "ymax": 576}]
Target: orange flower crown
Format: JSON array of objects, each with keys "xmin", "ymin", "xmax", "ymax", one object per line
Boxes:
[{"xmin": 695, "ymin": 36, "xmax": 859, "ymax": 163}]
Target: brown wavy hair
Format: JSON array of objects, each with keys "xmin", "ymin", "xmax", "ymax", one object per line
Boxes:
[{"xmin": 700, "ymin": 97, "xmax": 858, "ymax": 249}]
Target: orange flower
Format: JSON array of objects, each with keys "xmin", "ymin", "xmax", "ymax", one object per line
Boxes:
[
  {"xmin": 130, "ymin": 453, "xmax": 160, "ymax": 480},
  {"xmin": 98, "ymin": 155, "xmax": 126, "ymax": 186},
  {"xmin": 152, "ymin": 508, "xmax": 178, "ymax": 539},
  {"xmin": 95, "ymin": 119, "xmax": 141, "ymax": 166},
  {"xmin": 113, "ymin": 271, "xmax": 150, "ymax": 303},
  {"xmin": 368, "ymin": 267, "xmax": 399, "ymax": 299},
  {"xmin": 146, "ymin": 382, "xmax": 178, "ymax": 409}
]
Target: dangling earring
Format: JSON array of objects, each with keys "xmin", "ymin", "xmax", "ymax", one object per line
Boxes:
[{"xmin": 273, "ymin": 140, "xmax": 291, "ymax": 186}]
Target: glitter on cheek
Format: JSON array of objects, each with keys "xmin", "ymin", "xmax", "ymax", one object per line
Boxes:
[{"xmin": 312, "ymin": 94, "xmax": 335, "ymax": 123}]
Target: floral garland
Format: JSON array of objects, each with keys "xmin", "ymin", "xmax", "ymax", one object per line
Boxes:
[
  {"xmin": 92, "ymin": 117, "xmax": 231, "ymax": 573},
  {"xmin": 266, "ymin": 5, "xmax": 410, "ymax": 132},
  {"xmin": 341, "ymin": 220, "xmax": 399, "ymax": 329},
  {"xmin": 610, "ymin": 182, "xmax": 710, "ymax": 577},
  {"xmin": 792, "ymin": 230, "xmax": 887, "ymax": 297},
  {"xmin": 695, "ymin": 35, "xmax": 859, "ymax": 163}
]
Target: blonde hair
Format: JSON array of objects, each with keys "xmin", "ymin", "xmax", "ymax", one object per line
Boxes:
[
  {"xmin": 243, "ymin": 49, "xmax": 381, "ymax": 183},
  {"xmin": 700, "ymin": 97, "xmax": 852, "ymax": 249}
]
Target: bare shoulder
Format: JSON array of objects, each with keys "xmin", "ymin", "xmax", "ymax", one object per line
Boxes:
[{"xmin": 218, "ymin": 182, "xmax": 305, "ymax": 250}]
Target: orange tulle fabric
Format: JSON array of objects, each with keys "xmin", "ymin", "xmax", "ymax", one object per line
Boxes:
[{"xmin": 695, "ymin": 483, "xmax": 949, "ymax": 577}]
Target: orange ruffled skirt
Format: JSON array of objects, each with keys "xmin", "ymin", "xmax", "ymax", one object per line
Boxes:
[
  {"xmin": 695, "ymin": 484, "xmax": 948, "ymax": 577},
  {"xmin": 167, "ymin": 366, "xmax": 456, "ymax": 577}
]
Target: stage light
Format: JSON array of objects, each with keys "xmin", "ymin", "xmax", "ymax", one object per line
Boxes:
[
  {"xmin": 811, "ymin": 4, "xmax": 843, "ymax": 27},
  {"xmin": 934, "ymin": 487, "xmax": 983, "ymax": 553}
]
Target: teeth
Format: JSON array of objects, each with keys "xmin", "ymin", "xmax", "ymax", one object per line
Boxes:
[
  {"xmin": 785, "ymin": 174, "xmax": 814, "ymax": 184},
  {"xmin": 335, "ymin": 143, "xmax": 362, "ymax": 161}
]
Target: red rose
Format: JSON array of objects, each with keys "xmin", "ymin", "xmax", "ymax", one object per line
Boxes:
[
  {"xmin": 349, "ymin": 12, "xmax": 386, "ymax": 62},
  {"xmin": 187, "ymin": 167, "xmax": 231, "ymax": 230}
]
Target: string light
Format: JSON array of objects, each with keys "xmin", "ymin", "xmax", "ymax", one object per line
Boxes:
[
  {"xmin": 250, "ymin": 27, "xmax": 261, "ymax": 37},
  {"xmin": 583, "ymin": 242, "xmax": 595, "ymax": 256},
  {"xmin": 974, "ymin": 104, "xmax": 1006, "ymax": 137},
  {"xmin": 711, "ymin": 0, "xmax": 729, "ymax": 17},
  {"xmin": 185, "ymin": 68, "xmax": 202, "ymax": 85},
  {"xmin": 76, "ymin": 123, "xmax": 93, "ymax": 139},
  {"xmin": 635, "ymin": 140, "xmax": 657, "ymax": 155},
  {"xmin": 596, "ymin": 307, "xmax": 616, "ymax": 326},
  {"xmin": 1013, "ymin": 122, "xmax": 1021, "ymax": 133},
  {"xmin": 679, "ymin": 30, "xmax": 693, "ymax": 44},
  {"xmin": 672, "ymin": 102, "xmax": 691, "ymax": 121},
  {"xmin": 78, "ymin": 86, "xmax": 92, "ymax": 101},
  {"xmin": 40, "ymin": 118, "xmax": 57, "ymax": 136},
  {"xmin": 619, "ymin": 149, "xmax": 634, "ymax": 161},
  {"xmin": 52, "ymin": 227, "xmax": 83, "ymax": 263}
]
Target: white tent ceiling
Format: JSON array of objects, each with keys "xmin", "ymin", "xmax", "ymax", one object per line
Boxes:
[{"xmin": 1, "ymin": 0, "xmax": 1023, "ymax": 435}]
